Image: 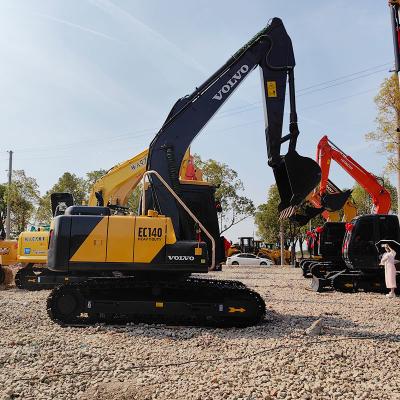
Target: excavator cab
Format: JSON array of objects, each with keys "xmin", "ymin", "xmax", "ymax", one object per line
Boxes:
[
  {"xmin": 274, "ymin": 151, "xmax": 322, "ymax": 213},
  {"xmin": 50, "ymin": 192, "xmax": 74, "ymax": 217}
]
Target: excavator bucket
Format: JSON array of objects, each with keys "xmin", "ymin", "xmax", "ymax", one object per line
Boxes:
[
  {"xmin": 273, "ymin": 151, "xmax": 321, "ymax": 214},
  {"xmin": 290, "ymin": 206, "xmax": 324, "ymax": 226},
  {"xmin": 321, "ymin": 190, "xmax": 352, "ymax": 212}
]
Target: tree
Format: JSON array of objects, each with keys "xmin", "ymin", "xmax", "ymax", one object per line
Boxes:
[
  {"xmin": 127, "ymin": 185, "xmax": 142, "ymax": 215},
  {"xmin": 254, "ymin": 184, "xmax": 303, "ymax": 263},
  {"xmin": 193, "ymin": 155, "xmax": 255, "ymax": 233},
  {"xmin": 0, "ymin": 184, "xmax": 7, "ymax": 237},
  {"xmin": 4, "ymin": 170, "xmax": 40, "ymax": 236},
  {"xmin": 366, "ymin": 75, "xmax": 400, "ymax": 174},
  {"xmin": 36, "ymin": 172, "xmax": 87, "ymax": 224},
  {"xmin": 254, "ymin": 184, "xmax": 326, "ymax": 263},
  {"xmin": 85, "ymin": 169, "xmax": 107, "ymax": 197},
  {"xmin": 254, "ymin": 185, "xmax": 283, "ymax": 244}
]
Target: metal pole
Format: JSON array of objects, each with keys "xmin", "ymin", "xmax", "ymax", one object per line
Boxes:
[
  {"xmin": 280, "ymin": 221, "xmax": 284, "ymax": 266},
  {"xmin": 389, "ymin": 3, "xmax": 400, "ymax": 217},
  {"xmin": 6, "ymin": 151, "xmax": 13, "ymax": 239},
  {"xmin": 396, "ymin": 81, "xmax": 400, "ymax": 218}
]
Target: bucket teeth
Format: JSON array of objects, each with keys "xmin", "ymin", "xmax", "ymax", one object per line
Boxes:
[{"xmin": 279, "ymin": 206, "xmax": 297, "ymax": 220}]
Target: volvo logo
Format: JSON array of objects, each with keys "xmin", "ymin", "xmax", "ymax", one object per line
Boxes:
[
  {"xmin": 168, "ymin": 255, "xmax": 195, "ymax": 261},
  {"xmin": 212, "ymin": 65, "xmax": 249, "ymax": 101}
]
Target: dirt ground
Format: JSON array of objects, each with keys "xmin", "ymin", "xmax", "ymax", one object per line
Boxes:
[{"xmin": 1, "ymin": 265, "xmax": 399, "ymax": 400}]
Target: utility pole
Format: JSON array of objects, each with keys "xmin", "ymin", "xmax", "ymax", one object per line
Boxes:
[
  {"xmin": 280, "ymin": 221, "xmax": 284, "ymax": 266},
  {"xmin": 5, "ymin": 151, "xmax": 13, "ymax": 239},
  {"xmin": 389, "ymin": 0, "xmax": 400, "ymax": 217}
]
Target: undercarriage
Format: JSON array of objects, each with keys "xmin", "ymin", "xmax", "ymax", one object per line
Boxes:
[{"xmin": 47, "ymin": 275, "xmax": 266, "ymax": 328}]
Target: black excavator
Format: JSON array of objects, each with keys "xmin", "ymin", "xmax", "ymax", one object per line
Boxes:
[
  {"xmin": 46, "ymin": 18, "xmax": 321, "ymax": 327},
  {"xmin": 311, "ymin": 214, "xmax": 400, "ymax": 292},
  {"xmin": 299, "ymin": 222, "xmax": 346, "ymax": 278}
]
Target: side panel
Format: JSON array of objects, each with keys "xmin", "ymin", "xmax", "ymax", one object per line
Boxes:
[
  {"xmin": 0, "ymin": 239, "xmax": 18, "ymax": 266},
  {"xmin": 17, "ymin": 231, "xmax": 49, "ymax": 263},
  {"xmin": 48, "ymin": 216, "xmax": 72, "ymax": 271},
  {"xmin": 106, "ymin": 216, "xmax": 135, "ymax": 263},
  {"xmin": 70, "ymin": 217, "xmax": 108, "ymax": 262},
  {"xmin": 133, "ymin": 217, "xmax": 166, "ymax": 264}
]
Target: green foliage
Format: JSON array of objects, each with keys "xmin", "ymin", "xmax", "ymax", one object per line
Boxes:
[
  {"xmin": 0, "ymin": 184, "xmax": 6, "ymax": 228},
  {"xmin": 366, "ymin": 75, "xmax": 400, "ymax": 173},
  {"xmin": 255, "ymin": 184, "xmax": 310, "ymax": 249},
  {"xmin": 4, "ymin": 170, "xmax": 40, "ymax": 236},
  {"xmin": 36, "ymin": 172, "xmax": 87, "ymax": 224},
  {"xmin": 127, "ymin": 185, "xmax": 142, "ymax": 215},
  {"xmin": 254, "ymin": 185, "xmax": 283, "ymax": 243},
  {"xmin": 85, "ymin": 169, "xmax": 107, "ymax": 195},
  {"xmin": 193, "ymin": 155, "xmax": 255, "ymax": 233}
]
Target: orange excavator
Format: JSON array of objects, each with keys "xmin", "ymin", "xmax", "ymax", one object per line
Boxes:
[
  {"xmin": 317, "ymin": 136, "xmax": 391, "ymax": 213},
  {"xmin": 293, "ymin": 135, "xmax": 391, "ymax": 225},
  {"xmin": 295, "ymin": 135, "xmax": 391, "ymax": 279}
]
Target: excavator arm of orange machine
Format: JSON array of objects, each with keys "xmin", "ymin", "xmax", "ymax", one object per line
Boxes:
[
  {"xmin": 291, "ymin": 135, "xmax": 391, "ymax": 226},
  {"xmin": 317, "ymin": 136, "xmax": 391, "ymax": 214}
]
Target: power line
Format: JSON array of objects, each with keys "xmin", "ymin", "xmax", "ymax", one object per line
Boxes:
[
  {"xmin": 8, "ymin": 86, "xmax": 380, "ymax": 162},
  {"xmin": 217, "ymin": 66, "xmax": 389, "ymax": 119},
  {"xmin": 300, "ymin": 87, "xmax": 378, "ymax": 111},
  {"xmin": 8, "ymin": 62, "xmax": 389, "ymax": 157}
]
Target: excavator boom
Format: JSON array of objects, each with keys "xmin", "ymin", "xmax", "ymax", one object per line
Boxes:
[
  {"xmin": 148, "ymin": 18, "xmax": 320, "ymax": 229},
  {"xmin": 317, "ymin": 136, "xmax": 391, "ymax": 214}
]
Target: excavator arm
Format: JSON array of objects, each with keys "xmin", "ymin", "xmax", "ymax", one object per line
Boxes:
[
  {"xmin": 88, "ymin": 148, "xmax": 198, "ymax": 209},
  {"xmin": 290, "ymin": 133, "xmax": 388, "ymax": 226},
  {"xmin": 147, "ymin": 18, "xmax": 321, "ymax": 238},
  {"xmin": 88, "ymin": 149, "xmax": 148, "ymax": 208},
  {"xmin": 317, "ymin": 136, "xmax": 391, "ymax": 214}
]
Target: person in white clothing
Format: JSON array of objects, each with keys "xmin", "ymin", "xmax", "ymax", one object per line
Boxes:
[{"xmin": 380, "ymin": 244, "xmax": 397, "ymax": 298}]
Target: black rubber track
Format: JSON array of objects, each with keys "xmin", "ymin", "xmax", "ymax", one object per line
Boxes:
[
  {"xmin": 47, "ymin": 277, "xmax": 266, "ymax": 328},
  {"xmin": 0, "ymin": 266, "xmax": 5, "ymax": 285},
  {"xmin": 14, "ymin": 264, "xmax": 43, "ymax": 291}
]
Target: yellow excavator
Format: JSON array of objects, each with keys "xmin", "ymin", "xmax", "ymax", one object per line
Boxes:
[
  {"xmin": 46, "ymin": 18, "xmax": 321, "ymax": 327},
  {"xmin": 4, "ymin": 149, "xmax": 199, "ymax": 289}
]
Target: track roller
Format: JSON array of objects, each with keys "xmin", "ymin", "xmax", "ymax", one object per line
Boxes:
[{"xmin": 15, "ymin": 264, "xmax": 40, "ymax": 291}]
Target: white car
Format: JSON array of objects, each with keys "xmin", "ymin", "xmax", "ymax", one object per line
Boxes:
[{"xmin": 226, "ymin": 253, "xmax": 273, "ymax": 266}]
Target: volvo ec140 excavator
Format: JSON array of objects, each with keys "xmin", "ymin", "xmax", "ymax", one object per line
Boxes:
[
  {"xmin": 13, "ymin": 149, "xmax": 199, "ymax": 290},
  {"xmin": 46, "ymin": 18, "xmax": 321, "ymax": 327}
]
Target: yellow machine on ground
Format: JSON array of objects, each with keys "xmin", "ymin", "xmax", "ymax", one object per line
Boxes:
[
  {"xmin": 226, "ymin": 238, "xmax": 290, "ymax": 265},
  {"xmin": 0, "ymin": 227, "xmax": 18, "ymax": 284},
  {"xmin": 46, "ymin": 19, "xmax": 321, "ymax": 327},
  {"xmin": 11, "ymin": 149, "xmax": 198, "ymax": 289},
  {"xmin": 257, "ymin": 243, "xmax": 291, "ymax": 265}
]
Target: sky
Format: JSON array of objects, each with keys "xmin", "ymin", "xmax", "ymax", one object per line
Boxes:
[{"xmin": 0, "ymin": 0, "xmax": 395, "ymax": 241}]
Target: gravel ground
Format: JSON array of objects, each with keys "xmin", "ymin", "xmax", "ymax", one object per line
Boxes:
[{"xmin": 1, "ymin": 265, "xmax": 399, "ymax": 400}]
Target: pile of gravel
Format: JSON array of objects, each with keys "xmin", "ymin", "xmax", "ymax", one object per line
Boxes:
[{"xmin": 0, "ymin": 266, "xmax": 399, "ymax": 400}]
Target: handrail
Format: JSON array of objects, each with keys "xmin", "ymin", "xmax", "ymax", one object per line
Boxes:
[{"xmin": 141, "ymin": 170, "xmax": 216, "ymax": 270}]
